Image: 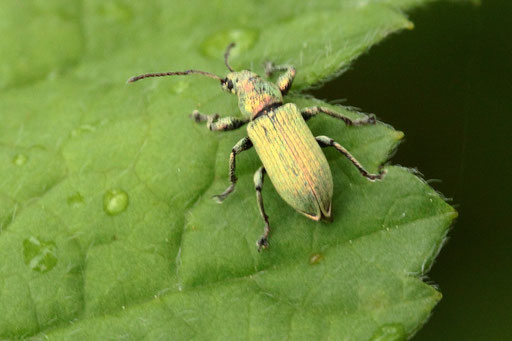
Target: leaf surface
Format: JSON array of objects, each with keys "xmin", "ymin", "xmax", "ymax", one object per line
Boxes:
[{"xmin": 0, "ymin": 1, "xmax": 460, "ymax": 339}]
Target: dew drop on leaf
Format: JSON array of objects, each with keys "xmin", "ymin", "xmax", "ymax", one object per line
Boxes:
[
  {"xmin": 96, "ymin": 2, "xmax": 133, "ymax": 23},
  {"xmin": 170, "ymin": 80, "xmax": 190, "ymax": 94},
  {"xmin": 22, "ymin": 236, "xmax": 58, "ymax": 273},
  {"xmin": 200, "ymin": 28, "xmax": 259, "ymax": 60},
  {"xmin": 103, "ymin": 189, "xmax": 129, "ymax": 215},
  {"xmin": 370, "ymin": 323, "xmax": 406, "ymax": 341},
  {"xmin": 309, "ymin": 253, "xmax": 324, "ymax": 265},
  {"xmin": 67, "ymin": 192, "xmax": 85, "ymax": 207},
  {"xmin": 12, "ymin": 154, "xmax": 28, "ymax": 166}
]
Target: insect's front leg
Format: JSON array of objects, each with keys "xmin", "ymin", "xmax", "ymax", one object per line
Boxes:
[
  {"xmin": 191, "ymin": 110, "xmax": 249, "ymax": 131},
  {"xmin": 263, "ymin": 62, "xmax": 296, "ymax": 95},
  {"xmin": 213, "ymin": 137, "xmax": 253, "ymax": 203},
  {"xmin": 301, "ymin": 107, "xmax": 376, "ymax": 126},
  {"xmin": 316, "ymin": 135, "xmax": 385, "ymax": 181}
]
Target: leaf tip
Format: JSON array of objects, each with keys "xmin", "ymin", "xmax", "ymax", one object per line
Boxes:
[
  {"xmin": 394, "ymin": 130, "xmax": 405, "ymax": 141},
  {"xmin": 433, "ymin": 289, "xmax": 443, "ymax": 302}
]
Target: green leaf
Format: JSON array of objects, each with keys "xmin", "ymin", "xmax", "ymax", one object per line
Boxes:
[{"xmin": 0, "ymin": 1, "xmax": 462, "ymax": 339}]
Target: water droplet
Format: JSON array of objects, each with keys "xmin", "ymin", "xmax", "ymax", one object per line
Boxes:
[
  {"xmin": 309, "ymin": 253, "xmax": 324, "ymax": 265},
  {"xmin": 103, "ymin": 189, "xmax": 129, "ymax": 215},
  {"xmin": 13, "ymin": 154, "xmax": 28, "ymax": 166},
  {"xmin": 96, "ymin": 2, "xmax": 133, "ymax": 22},
  {"xmin": 370, "ymin": 323, "xmax": 406, "ymax": 341},
  {"xmin": 70, "ymin": 124, "xmax": 96, "ymax": 138},
  {"xmin": 170, "ymin": 80, "xmax": 190, "ymax": 94},
  {"xmin": 23, "ymin": 237, "xmax": 58, "ymax": 273},
  {"xmin": 67, "ymin": 193, "xmax": 84, "ymax": 207},
  {"xmin": 200, "ymin": 28, "xmax": 259, "ymax": 60},
  {"xmin": 70, "ymin": 129, "xmax": 80, "ymax": 138},
  {"xmin": 80, "ymin": 124, "xmax": 96, "ymax": 132}
]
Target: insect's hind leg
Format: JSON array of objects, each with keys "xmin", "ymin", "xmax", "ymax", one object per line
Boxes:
[
  {"xmin": 191, "ymin": 110, "xmax": 249, "ymax": 131},
  {"xmin": 301, "ymin": 107, "xmax": 376, "ymax": 126},
  {"xmin": 254, "ymin": 166, "xmax": 271, "ymax": 251},
  {"xmin": 213, "ymin": 137, "xmax": 253, "ymax": 203},
  {"xmin": 316, "ymin": 136, "xmax": 385, "ymax": 181}
]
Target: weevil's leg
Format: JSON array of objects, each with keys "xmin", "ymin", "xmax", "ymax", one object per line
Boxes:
[
  {"xmin": 254, "ymin": 166, "xmax": 270, "ymax": 251},
  {"xmin": 301, "ymin": 107, "xmax": 376, "ymax": 126},
  {"xmin": 213, "ymin": 137, "xmax": 253, "ymax": 203},
  {"xmin": 263, "ymin": 62, "xmax": 296, "ymax": 95},
  {"xmin": 191, "ymin": 110, "xmax": 249, "ymax": 131},
  {"xmin": 316, "ymin": 136, "xmax": 385, "ymax": 181}
]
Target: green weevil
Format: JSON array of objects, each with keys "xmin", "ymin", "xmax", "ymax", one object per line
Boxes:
[{"xmin": 128, "ymin": 43, "xmax": 385, "ymax": 251}]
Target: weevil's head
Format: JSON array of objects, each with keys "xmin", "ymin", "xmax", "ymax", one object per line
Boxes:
[
  {"xmin": 220, "ymin": 70, "xmax": 258, "ymax": 95},
  {"xmin": 217, "ymin": 43, "xmax": 283, "ymax": 118},
  {"xmin": 220, "ymin": 72, "xmax": 239, "ymax": 95},
  {"xmin": 221, "ymin": 70, "xmax": 283, "ymax": 118}
]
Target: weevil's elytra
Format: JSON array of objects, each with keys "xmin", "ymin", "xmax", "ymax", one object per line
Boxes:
[
  {"xmin": 247, "ymin": 103, "xmax": 333, "ymax": 221},
  {"xmin": 128, "ymin": 43, "xmax": 385, "ymax": 251}
]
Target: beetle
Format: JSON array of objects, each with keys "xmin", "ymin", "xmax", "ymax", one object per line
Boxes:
[{"xmin": 128, "ymin": 43, "xmax": 385, "ymax": 251}]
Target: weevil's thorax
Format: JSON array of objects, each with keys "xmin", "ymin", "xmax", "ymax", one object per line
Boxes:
[{"xmin": 222, "ymin": 71, "xmax": 283, "ymax": 119}]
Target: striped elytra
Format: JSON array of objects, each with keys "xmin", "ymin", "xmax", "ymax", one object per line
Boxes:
[{"xmin": 248, "ymin": 103, "xmax": 333, "ymax": 220}]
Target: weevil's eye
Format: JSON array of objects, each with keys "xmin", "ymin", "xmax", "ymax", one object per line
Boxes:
[
  {"xmin": 226, "ymin": 79, "xmax": 234, "ymax": 91},
  {"xmin": 221, "ymin": 78, "xmax": 235, "ymax": 93}
]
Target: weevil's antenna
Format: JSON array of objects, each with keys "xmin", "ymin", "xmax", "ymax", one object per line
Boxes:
[
  {"xmin": 224, "ymin": 42, "xmax": 236, "ymax": 72},
  {"xmin": 127, "ymin": 69, "xmax": 222, "ymax": 83}
]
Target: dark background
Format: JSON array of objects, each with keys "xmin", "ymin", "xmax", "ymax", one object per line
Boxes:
[{"xmin": 311, "ymin": 0, "xmax": 511, "ymax": 339}]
